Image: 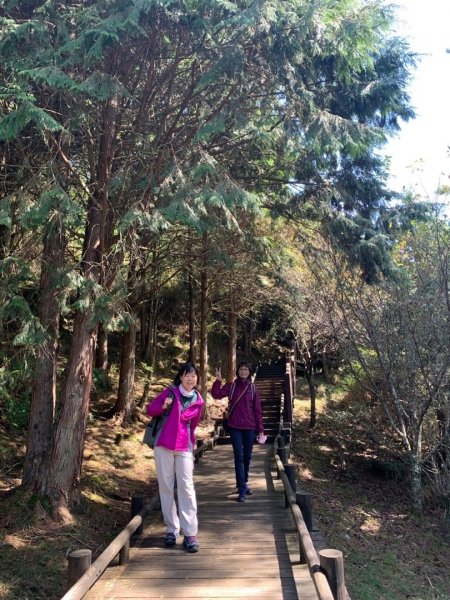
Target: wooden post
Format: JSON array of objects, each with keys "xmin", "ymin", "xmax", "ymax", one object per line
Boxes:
[
  {"xmin": 296, "ymin": 491, "xmax": 313, "ymax": 532},
  {"xmin": 277, "ymin": 446, "xmax": 287, "ymax": 465},
  {"xmin": 298, "ymin": 537, "xmax": 307, "ymax": 565},
  {"xmin": 282, "ymin": 425, "xmax": 291, "ymax": 444},
  {"xmin": 119, "ymin": 539, "xmax": 130, "ymax": 565},
  {"xmin": 67, "ymin": 549, "xmax": 91, "ymax": 590},
  {"xmin": 284, "ymin": 464, "xmax": 296, "ymax": 508},
  {"xmin": 131, "ymin": 493, "xmax": 146, "ymax": 537},
  {"xmin": 319, "ymin": 549, "xmax": 346, "ymax": 600},
  {"xmin": 195, "ymin": 439, "xmax": 204, "ymax": 462},
  {"xmin": 282, "ymin": 425, "xmax": 291, "ymax": 460}
]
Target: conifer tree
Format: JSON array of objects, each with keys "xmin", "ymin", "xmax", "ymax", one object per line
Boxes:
[{"xmin": 0, "ymin": 0, "xmax": 416, "ymax": 517}]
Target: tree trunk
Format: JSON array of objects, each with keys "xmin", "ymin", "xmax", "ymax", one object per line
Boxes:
[
  {"xmin": 144, "ymin": 304, "xmax": 152, "ymax": 363},
  {"xmin": 150, "ymin": 303, "xmax": 159, "ymax": 368},
  {"xmin": 322, "ymin": 351, "xmax": 330, "ymax": 382},
  {"xmin": 36, "ymin": 87, "xmax": 116, "ymax": 518},
  {"xmin": 95, "ymin": 323, "xmax": 108, "ymax": 372},
  {"xmin": 227, "ymin": 308, "xmax": 237, "ymax": 382},
  {"xmin": 199, "ymin": 234, "xmax": 209, "ymax": 402},
  {"xmin": 111, "ymin": 320, "xmax": 137, "ymax": 423},
  {"xmin": 144, "ymin": 295, "xmax": 159, "ymax": 365},
  {"xmin": 38, "ymin": 187, "xmax": 104, "ymax": 517},
  {"xmin": 139, "ymin": 305, "xmax": 146, "ymax": 359},
  {"xmin": 0, "ymin": 224, "xmax": 11, "ymax": 259},
  {"xmin": 188, "ymin": 270, "xmax": 197, "ymax": 364},
  {"xmin": 23, "ymin": 225, "xmax": 64, "ymax": 487},
  {"xmin": 38, "ymin": 309, "xmax": 97, "ymax": 521},
  {"xmin": 307, "ymin": 363, "xmax": 317, "ymax": 428},
  {"xmin": 242, "ymin": 313, "xmax": 254, "ymax": 358},
  {"xmin": 409, "ymin": 454, "xmax": 422, "ymax": 513}
]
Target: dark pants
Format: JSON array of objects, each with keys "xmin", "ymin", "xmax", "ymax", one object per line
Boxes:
[{"xmin": 229, "ymin": 427, "xmax": 255, "ymax": 495}]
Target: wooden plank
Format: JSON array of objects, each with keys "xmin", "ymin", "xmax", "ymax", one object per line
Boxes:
[
  {"xmin": 85, "ymin": 577, "xmax": 299, "ymax": 598},
  {"xmin": 83, "ymin": 445, "xmax": 323, "ymax": 600},
  {"xmin": 101, "ymin": 567, "xmax": 310, "ymax": 579},
  {"xmin": 133, "ymin": 548, "xmax": 290, "ymax": 557},
  {"xmin": 111, "ymin": 554, "xmax": 311, "ymax": 568}
]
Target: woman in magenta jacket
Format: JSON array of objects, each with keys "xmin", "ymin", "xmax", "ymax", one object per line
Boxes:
[
  {"xmin": 211, "ymin": 361, "xmax": 264, "ymax": 502},
  {"xmin": 146, "ymin": 362, "xmax": 204, "ymax": 552}
]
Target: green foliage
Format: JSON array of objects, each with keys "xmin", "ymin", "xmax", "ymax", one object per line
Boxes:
[
  {"xmin": 20, "ymin": 187, "xmax": 84, "ymax": 231},
  {"xmin": 194, "ymin": 115, "xmax": 227, "ymax": 142},
  {"xmin": 92, "ymin": 285, "xmax": 131, "ymax": 331},
  {"xmin": 117, "ymin": 207, "xmax": 170, "ymax": 235},
  {"xmin": 327, "ymin": 213, "xmax": 395, "ymax": 282},
  {"xmin": 19, "ymin": 66, "xmax": 75, "ymax": 91},
  {"xmin": 138, "ymin": 362, "xmax": 154, "ymax": 379},
  {"xmin": 364, "ymin": 457, "xmax": 407, "ymax": 480},
  {"xmin": 76, "ymin": 71, "xmax": 129, "ymax": 100},
  {"xmin": 12, "ymin": 316, "xmax": 47, "ymax": 347},
  {"xmin": 1, "ymin": 394, "xmax": 30, "ymax": 429},
  {"xmin": 0, "ymin": 0, "xmax": 421, "ymax": 515},
  {"xmin": 0, "ymin": 198, "xmax": 12, "ymax": 228},
  {"xmin": 92, "ymin": 367, "xmax": 112, "ymax": 392},
  {"xmin": 0, "ymin": 101, "xmax": 63, "ymax": 141},
  {"xmin": 0, "ymin": 366, "xmax": 31, "ymax": 429}
]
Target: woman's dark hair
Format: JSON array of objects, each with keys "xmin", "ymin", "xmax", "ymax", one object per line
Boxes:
[
  {"xmin": 173, "ymin": 362, "xmax": 200, "ymax": 386},
  {"xmin": 236, "ymin": 360, "xmax": 253, "ymax": 379}
]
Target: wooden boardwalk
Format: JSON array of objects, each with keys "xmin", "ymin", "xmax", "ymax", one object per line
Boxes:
[{"xmin": 84, "ymin": 444, "xmax": 325, "ymax": 599}]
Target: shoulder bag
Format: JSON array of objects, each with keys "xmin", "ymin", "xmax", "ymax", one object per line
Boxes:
[{"xmin": 143, "ymin": 388, "xmax": 175, "ymax": 448}]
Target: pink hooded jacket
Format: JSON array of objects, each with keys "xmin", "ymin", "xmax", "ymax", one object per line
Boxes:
[{"xmin": 146, "ymin": 386, "xmax": 204, "ymax": 452}]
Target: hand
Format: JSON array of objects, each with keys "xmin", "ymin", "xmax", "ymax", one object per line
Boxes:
[
  {"xmin": 163, "ymin": 397, "xmax": 173, "ymax": 410},
  {"xmin": 215, "ymin": 367, "xmax": 222, "ymax": 381}
]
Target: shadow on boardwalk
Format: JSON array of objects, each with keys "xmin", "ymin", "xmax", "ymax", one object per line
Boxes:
[{"xmin": 84, "ymin": 444, "xmax": 322, "ymax": 599}]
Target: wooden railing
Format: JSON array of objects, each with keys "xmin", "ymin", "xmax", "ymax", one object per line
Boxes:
[
  {"xmin": 60, "ymin": 427, "xmax": 222, "ymax": 600},
  {"xmin": 283, "ymin": 347, "xmax": 296, "ymax": 425},
  {"xmin": 274, "ymin": 434, "xmax": 350, "ymax": 600}
]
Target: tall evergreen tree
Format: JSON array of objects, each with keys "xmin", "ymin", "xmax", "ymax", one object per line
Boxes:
[{"xmin": 0, "ymin": 0, "xmax": 416, "ymax": 517}]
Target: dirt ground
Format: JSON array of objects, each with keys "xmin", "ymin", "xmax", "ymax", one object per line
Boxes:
[{"xmin": 291, "ymin": 381, "xmax": 450, "ymax": 600}]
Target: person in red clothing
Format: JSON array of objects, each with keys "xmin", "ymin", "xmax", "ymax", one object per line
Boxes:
[{"xmin": 211, "ymin": 361, "xmax": 264, "ymax": 502}]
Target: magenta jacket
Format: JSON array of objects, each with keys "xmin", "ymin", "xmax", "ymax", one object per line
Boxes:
[
  {"xmin": 146, "ymin": 386, "xmax": 204, "ymax": 452},
  {"xmin": 211, "ymin": 378, "xmax": 264, "ymax": 432}
]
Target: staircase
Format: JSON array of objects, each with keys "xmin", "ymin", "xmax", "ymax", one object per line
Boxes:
[{"xmin": 255, "ymin": 360, "xmax": 287, "ymax": 442}]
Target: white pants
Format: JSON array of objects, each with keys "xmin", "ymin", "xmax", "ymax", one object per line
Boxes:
[{"xmin": 154, "ymin": 446, "xmax": 198, "ymax": 537}]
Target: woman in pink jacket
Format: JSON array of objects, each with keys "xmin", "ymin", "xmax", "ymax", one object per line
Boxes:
[{"xmin": 146, "ymin": 362, "xmax": 204, "ymax": 552}]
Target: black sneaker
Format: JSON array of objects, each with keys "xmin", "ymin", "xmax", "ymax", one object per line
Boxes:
[
  {"xmin": 237, "ymin": 494, "xmax": 246, "ymax": 502},
  {"xmin": 164, "ymin": 532, "xmax": 176, "ymax": 547},
  {"xmin": 245, "ymin": 487, "xmax": 253, "ymax": 496},
  {"xmin": 183, "ymin": 535, "xmax": 199, "ymax": 553}
]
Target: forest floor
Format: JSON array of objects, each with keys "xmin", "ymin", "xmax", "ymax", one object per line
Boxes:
[
  {"xmin": 0, "ymin": 375, "xmax": 449, "ymax": 600},
  {"xmin": 291, "ymin": 379, "xmax": 450, "ymax": 600}
]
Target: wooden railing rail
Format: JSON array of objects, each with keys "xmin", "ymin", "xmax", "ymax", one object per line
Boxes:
[
  {"xmin": 61, "ymin": 427, "xmax": 222, "ymax": 600},
  {"xmin": 274, "ymin": 437, "xmax": 349, "ymax": 600}
]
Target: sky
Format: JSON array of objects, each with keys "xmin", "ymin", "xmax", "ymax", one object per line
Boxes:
[{"xmin": 384, "ymin": 1, "xmax": 450, "ymax": 198}]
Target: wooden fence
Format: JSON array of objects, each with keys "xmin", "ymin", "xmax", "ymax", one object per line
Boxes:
[{"xmin": 274, "ymin": 434, "xmax": 350, "ymax": 600}]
